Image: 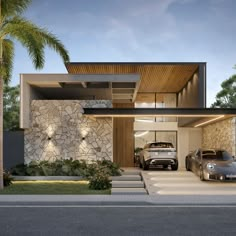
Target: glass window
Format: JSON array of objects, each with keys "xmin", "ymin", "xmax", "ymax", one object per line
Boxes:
[
  {"xmin": 135, "ymin": 131, "xmax": 177, "ymax": 150},
  {"xmin": 149, "ymin": 142, "xmax": 174, "ymax": 148},
  {"xmin": 202, "ymin": 151, "xmax": 233, "ymax": 161},
  {"xmin": 156, "ymin": 132, "xmax": 177, "ymax": 149},
  {"xmin": 135, "ymin": 131, "xmax": 155, "ymax": 149}
]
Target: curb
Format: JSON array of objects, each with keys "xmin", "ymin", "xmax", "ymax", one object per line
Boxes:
[{"xmin": 12, "ymin": 176, "xmax": 83, "ymax": 181}]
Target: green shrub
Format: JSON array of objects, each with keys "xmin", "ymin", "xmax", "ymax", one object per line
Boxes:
[
  {"xmin": 88, "ymin": 170, "xmax": 111, "ymax": 190},
  {"xmin": 80, "ymin": 162, "xmax": 99, "ymax": 179},
  {"xmin": 98, "ymin": 159, "xmax": 122, "ymax": 176},
  {"xmin": 41, "ymin": 161, "xmax": 56, "ymax": 176},
  {"xmin": 10, "ymin": 163, "xmax": 27, "ymax": 176},
  {"xmin": 26, "ymin": 161, "xmax": 44, "ymax": 176},
  {"xmin": 53, "ymin": 160, "xmax": 64, "ymax": 176},
  {"xmin": 10, "ymin": 159, "xmax": 122, "ymax": 180},
  {"xmin": 3, "ymin": 171, "xmax": 13, "ymax": 187}
]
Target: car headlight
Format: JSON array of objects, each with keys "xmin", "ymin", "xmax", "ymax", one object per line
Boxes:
[{"xmin": 207, "ymin": 163, "xmax": 215, "ymax": 170}]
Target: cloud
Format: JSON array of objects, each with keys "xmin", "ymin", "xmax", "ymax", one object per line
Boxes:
[{"xmin": 11, "ymin": 0, "xmax": 236, "ymax": 106}]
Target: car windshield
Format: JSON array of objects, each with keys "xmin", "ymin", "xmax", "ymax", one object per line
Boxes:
[
  {"xmin": 202, "ymin": 151, "xmax": 233, "ymax": 161},
  {"xmin": 149, "ymin": 143, "xmax": 174, "ymax": 148}
]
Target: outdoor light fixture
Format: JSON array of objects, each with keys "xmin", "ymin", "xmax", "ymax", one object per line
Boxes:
[
  {"xmin": 47, "ymin": 137, "xmax": 51, "ymax": 141},
  {"xmin": 136, "ymin": 119, "xmax": 154, "ymax": 123},
  {"xmin": 194, "ymin": 115, "xmax": 225, "ymax": 127},
  {"xmin": 134, "ymin": 131, "xmax": 149, "ymax": 137},
  {"xmin": 82, "ymin": 137, "xmax": 85, "ymax": 141}
]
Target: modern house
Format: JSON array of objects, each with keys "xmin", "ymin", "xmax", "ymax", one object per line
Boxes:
[{"xmin": 20, "ymin": 63, "xmax": 236, "ymax": 169}]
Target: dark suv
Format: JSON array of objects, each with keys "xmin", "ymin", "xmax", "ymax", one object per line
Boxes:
[{"xmin": 139, "ymin": 142, "xmax": 178, "ymax": 170}]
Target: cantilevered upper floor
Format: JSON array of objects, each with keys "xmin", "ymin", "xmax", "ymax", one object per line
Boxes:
[{"xmin": 20, "ymin": 62, "xmax": 206, "ymax": 128}]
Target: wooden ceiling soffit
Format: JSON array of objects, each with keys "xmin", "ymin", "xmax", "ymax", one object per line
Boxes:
[
  {"xmin": 137, "ymin": 64, "xmax": 199, "ymax": 93},
  {"xmin": 135, "ymin": 93, "xmax": 165, "ymax": 103},
  {"xmin": 66, "ymin": 63, "xmax": 199, "ymax": 93}
]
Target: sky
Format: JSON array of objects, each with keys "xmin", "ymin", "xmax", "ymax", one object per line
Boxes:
[{"xmin": 11, "ymin": 0, "xmax": 236, "ymax": 106}]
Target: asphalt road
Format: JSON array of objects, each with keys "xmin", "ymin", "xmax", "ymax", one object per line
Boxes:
[{"xmin": 0, "ymin": 205, "xmax": 236, "ymax": 236}]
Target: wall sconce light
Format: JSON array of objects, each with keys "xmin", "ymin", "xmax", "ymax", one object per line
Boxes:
[
  {"xmin": 47, "ymin": 137, "xmax": 52, "ymax": 141},
  {"xmin": 82, "ymin": 137, "xmax": 85, "ymax": 141}
]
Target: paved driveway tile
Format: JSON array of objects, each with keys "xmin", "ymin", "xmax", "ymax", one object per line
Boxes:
[{"xmin": 142, "ymin": 170, "xmax": 236, "ymax": 196}]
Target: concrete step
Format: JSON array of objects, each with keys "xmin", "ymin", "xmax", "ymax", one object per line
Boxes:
[
  {"xmin": 111, "ymin": 175, "xmax": 142, "ymax": 181},
  {"xmin": 112, "ymin": 181, "xmax": 144, "ymax": 188},
  {"xmin": 121, "ymin": 170, "xmax": 141, "ymax": 175},
  {"xmin": 111, "ymin": 188, "xmax": 147, "ymax": 195}
]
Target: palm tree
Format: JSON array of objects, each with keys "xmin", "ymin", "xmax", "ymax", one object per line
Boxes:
[{"xmin": 0, "ymin": 0, "xmax": 70, "ymax": 189}]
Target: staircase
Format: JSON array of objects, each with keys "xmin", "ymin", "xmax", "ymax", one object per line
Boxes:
[{"xmin": 111, "ymin": 169, "xmax": 147, "ymax": 195}]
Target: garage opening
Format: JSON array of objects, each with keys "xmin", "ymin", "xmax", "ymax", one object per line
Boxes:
[{"xmin": 84, "ymin": 108, "xmax": 236, "ymax": 169}]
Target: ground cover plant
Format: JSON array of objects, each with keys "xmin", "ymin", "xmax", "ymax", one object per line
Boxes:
[
  {"xmin": 9, "ymin": 159, "xmax": 122, "ymax": 190},
  {"xmin": 0, "ymin": 180, "xmax": 110, "ymax": 194},
  {"xmin": 11, "ymin": 159, "xmax": 121, "ymax": 177}
]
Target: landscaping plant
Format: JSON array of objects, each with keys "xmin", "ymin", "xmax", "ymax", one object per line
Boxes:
[
  {"xmin": 3, "ymin": 171, "xmax": 13, "ymax": 186},
  {"xmin": 88, "ymin": 167, "xmax": 111, "ymax": 190},
  {"xmin": 10, "ymin": 159, "xmax": 121, "ymax": 178},
  {"xmin": 10, "ymin": 159, "xmax": 121, "ymax": 190},
  {"xmin": 0, "ymin": 0, "xmax": 70, "ymax": 189}
]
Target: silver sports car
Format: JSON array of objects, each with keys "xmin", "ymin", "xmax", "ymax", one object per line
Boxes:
[{"xmin": 185, "ymin": 148, "xmax": 236, "ymax": 181}]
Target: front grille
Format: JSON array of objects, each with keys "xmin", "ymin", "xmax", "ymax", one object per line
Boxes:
[
  {"xmin": 209, "ymin": 175, "xmax": 217, "ymax": 180},
  {"xmin": 225, "ymin": 177, "xmax": 236, "ymax": 180},
  {"xmin": 209, "ymin": 174, "xmax": 236, "ymax": 181}
]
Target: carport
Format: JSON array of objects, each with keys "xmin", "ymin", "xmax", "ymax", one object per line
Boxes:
[{"xmin": 84, "ymin": 107, "xmax": 236, "ymax": 169}]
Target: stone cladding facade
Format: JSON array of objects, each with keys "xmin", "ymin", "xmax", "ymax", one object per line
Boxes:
[
  {"xmin": 24, "ymin": 100, "xmax": 112, "ymax": 163},
  {"xmin": 202, "ymin": 117, "xmax": 236, "ymax": 156}
]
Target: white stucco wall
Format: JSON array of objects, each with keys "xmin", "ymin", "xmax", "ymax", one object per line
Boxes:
[{"xmin": 178, "ymin": 128, "xmax": 202, "ymax": 169}]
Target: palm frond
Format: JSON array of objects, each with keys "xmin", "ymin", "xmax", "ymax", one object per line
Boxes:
[
  {"xmin": 36, "ymin": 29, "xmax": 70, "ymax": 63},
  {"xmin": 2, "ymin": 16, "xmax": 69, "ymax": 69},
  {"xmin": 2, "ymin": 17, "xmax": 47, "ymax": 69},
  {"xmin": 1, "ymin": 0, "xmax": 32, "ymax": 18},
  {"xmin": 0, "ymin": 39, "xmax": 14, "ymax": 82}
]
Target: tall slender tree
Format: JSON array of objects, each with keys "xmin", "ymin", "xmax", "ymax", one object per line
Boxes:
[{"xmin": 0, "ymin": 0, "xmax": 70, "ymax": 189}]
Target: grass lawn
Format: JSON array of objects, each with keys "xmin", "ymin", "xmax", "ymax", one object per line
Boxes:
[{"xmin": 0, "ymin": 181, "xmax": 111, "ymax": 195}]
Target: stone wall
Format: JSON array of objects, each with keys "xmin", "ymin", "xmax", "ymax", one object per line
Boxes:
[
  {"xmin": 202, "ymin": 117, "xmax": 236, "ymax": 156},
  {"xmin": 24, "ymin": 100, "xmax": 112, "ymax": 163}
]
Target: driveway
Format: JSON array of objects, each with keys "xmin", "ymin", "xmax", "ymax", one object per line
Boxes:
[{"xmin": 141, "ymin": 169, "xmax": 236, "ymax": 195}]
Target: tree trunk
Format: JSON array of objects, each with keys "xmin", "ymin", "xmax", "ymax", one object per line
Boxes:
[{"xmin": 0, "ymin": 77, "xmax": 3, "ymax": 189}]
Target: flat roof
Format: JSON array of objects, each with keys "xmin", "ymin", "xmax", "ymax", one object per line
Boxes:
[
  {"xmin": 83, "ymin": 108, "xmax": 236, "ymax": 127},
  {"xmin": 65, "ymin": 62, "xmax": 205, "ymax": 93},
  {"xmin": 83, "ymin": 107, "xmax": 235, "ymax": 115}
]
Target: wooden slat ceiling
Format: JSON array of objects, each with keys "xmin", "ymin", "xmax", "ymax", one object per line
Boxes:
[
  {"xmin": 66, "ymin": 63, "xmax": 199, "ymax": 93},
  {"xmin": 135, "ymin": 93, "xmax": 164, "ymax": 103}
]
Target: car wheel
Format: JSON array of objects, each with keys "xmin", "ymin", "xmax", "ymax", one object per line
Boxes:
[
  {"xmin": 143, "ymin": 159, "xmax": 149, "ymax": 170},
  {"xmin": 171, "ymin": 161, "xmax": 178, "ymax": 171},
  {"xmin": 199, "ymin": 166, "xmax": 205, "ymax": 181},
  {"xmin": 185, "ymin": 158, "xmax": 191, "ymax": 171}
]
